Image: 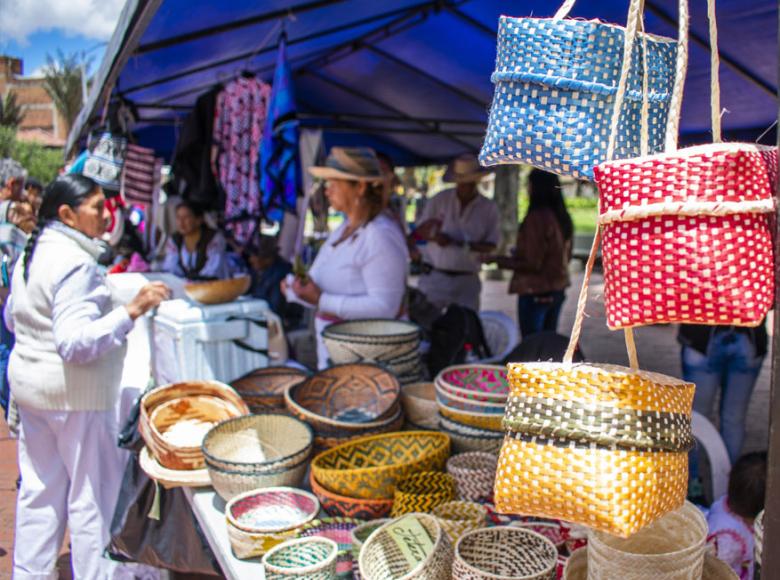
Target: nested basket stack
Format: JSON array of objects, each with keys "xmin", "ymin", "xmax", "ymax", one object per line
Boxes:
[
  {"xmin": 139, "ymin": 381, "xmax": 249, "ymax": 472},
  {"xmin": 358, "ymin": 513, "xmax": 454, "ymax": 580},
  {"xmin": 262, "ymin": 537, "xmax": 339, "ymax": 580},
  {"xmin": 322, "ymin": 319, "xmax": 425, "ymax": 385},
  {"xmin": 231, "ymin": 367, "xmax": 309, "ymax": 412},
  {"xmin": 285, "ymin": 363, "xmax": 403, "ymax": 450},
  {"xmin": 201, "ymin": 413, "xmax": 313, "ymax": 500},
  {"xmin": 391, "ymin": 472, "xmax": 457, "ymax": 516},
  {"xmin": 453, "ymin": 526, "xmax": 558, "ymax": 580}
]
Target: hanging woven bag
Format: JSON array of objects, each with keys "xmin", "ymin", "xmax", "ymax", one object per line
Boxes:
[
  {"xmin": 479, "ymin": 0, "xmax": 688, "ymax": 180},
  {"xmin": 494, "ymin": 240, "xmax": 696, "ymax": 537},
  {"xmin": 593, "ymin": 0, "xmax": 777, "ymax": 329}
]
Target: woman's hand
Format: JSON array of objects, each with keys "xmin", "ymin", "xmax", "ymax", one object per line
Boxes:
[
  {"xmin": 292, "ymin": 277, "xmax": 322, "ymax": 306},
  {"xmin": 126, "ymin": 282, "xmax": 171, "ymax": 320}
]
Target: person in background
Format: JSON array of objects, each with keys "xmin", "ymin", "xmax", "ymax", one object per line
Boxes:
[
  {"xmin": 483, "ymin": 169, "xmax": 573, "ymax": 338},
  {"xmin": 283, "ymin": 147, "xmax": 408, "ymax": 369},
  {"xmin": 679, "ymin": 321, "xmax": 767, "ymax": 500},
  {"xmin": 413, "ymin": 154, "xmax": 499, "ymax": 312},
  {"xmin": 24, "ymin": 178, "xmax": 43, "ymax": 213},
  {"xmin": 245, "ymin": 234, "xmax": 292, "ymax": 318},
  {"xmin": 707, "ymin": 452, "xmax": 767, "ymax": 579},
  {"xmin": 6, "ymin": 174, "xmax": 170, "ymax": 579},
  {"xmin": 161, "ymin": 200, "xmax": 230, "ymax": 280},
  {"xmin": 1, "ymin": 174, "xmax": 25, "ymax": 202},
  {"xmin": 377, "ymin": 151, "xmax": 406, "ymax": 233}
]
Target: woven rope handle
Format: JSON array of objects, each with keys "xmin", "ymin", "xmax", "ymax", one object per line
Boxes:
[
  {"xmin": 707, "ymin": 0, "xmax": 722, "ymax": 143},
  {"xmin": 664, "ymin": 0, "xmax": 690, "ymax": 151},
  {"xmin": 553, "ymin": 0, "xmax": 577, "ymax": 20},
  {"xmin": 563, "ymin": 228, "xmax": 600, "ymax": 365}
]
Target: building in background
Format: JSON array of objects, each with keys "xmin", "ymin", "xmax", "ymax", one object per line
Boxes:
[{"xmin": 0, "ymin": 56, "xmax": 66, "ymax": 147}]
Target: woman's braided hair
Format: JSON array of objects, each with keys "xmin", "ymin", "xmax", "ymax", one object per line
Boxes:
[{"xmin": 22, "ymin": 174, "xmax": 99, "ymax": 282}]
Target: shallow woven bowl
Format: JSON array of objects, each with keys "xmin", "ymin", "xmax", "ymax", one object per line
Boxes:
[
  {"xmin": 323, "ymin": 319, "xmax": 421, "ymax": 346},
  {"xmin": 311, "ymin": 431, "xmax": 451, "ymax": 500},
  {"xmin": 312, "ymin": 407, "xmax": 405, "ymax": 451},
  {"xmin": 202, "ymin": 414, "xmax": 313, "ymax": 474},
  {"xmin": 231, "ymin": 367, "xmax": 309, "ymax": 411},
  {"xmin": 436, "ymin": 387, "xmax": 506, "ymax": 415},
  {"xmin": 439, "ymin": 417, "xmax": 504, "ymax": 455},
  {"xmin": 285, "ymin": 363, "xmax": 401, "ymax": 431},
  {"xmin": 400, "ymin": 382, "xmax": 437, "ymax": 429},
  {"xmin": 297, "ymin": 517, "xmax": 364, "ymax": 578},
  {"xmin": 310, "ymin": 471, "xmax": 394, "ymax": 520},
  {"xmin": 140, "ymin": 381, "xmax": 249, "ymax": 470},
  {"xmin": 262, "ymin": 536, "xmax": 339, "ymax": 579},
  {"xmin": 359, "ymin": 512, "xmax": 453, "ymax": 580},
  {"xmin": 439, "ymin": 405, "xmax": 504, "ymax": 432},
  {"xmin": 436, "ymin": 364, "xmax": 510, "ymax": 403},
  {"xmin": 391, "ymin": 471, "xmax": 457, "ymax": 516},
  {"xmin": 207, "ymin": 455, "xmax": 309, "ymax": 501},
  {"xmin": 454, "ymin": 526, "xmax": 558, "ymax": 580},
  {"xmin": 184, "ymin": 275, "xmax": 251, "ymax": 304}
]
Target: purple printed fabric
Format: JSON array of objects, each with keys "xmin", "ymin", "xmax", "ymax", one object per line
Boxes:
[{"xmin": 213, "ymin": 76, "xmax": 272, "ymax": 244}]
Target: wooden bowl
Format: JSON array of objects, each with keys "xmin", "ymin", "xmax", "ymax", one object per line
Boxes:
[{"xmin": 184, "ymin": 275, "xmax": 251, "ymax": 305}]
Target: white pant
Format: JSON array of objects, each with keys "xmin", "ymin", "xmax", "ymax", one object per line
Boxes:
[
  {"xmin": 14, "ymin": 405, "xmax": 125, "ymax": 580},
  {"xmin": 417, "ymin": 270, "xmax": 482, "ymax": 312}
]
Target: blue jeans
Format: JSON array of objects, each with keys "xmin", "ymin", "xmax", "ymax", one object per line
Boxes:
[
  {"xmin": 681, "ymin": 330, "xmax": 764, "ymax": 474},
  {"xmin": 0, "ymin": 308, "xmax": 13, "ymax": 418},
  {"xmin": 517, "ymin": 290, "xmax": 566, "ymax": 339}
]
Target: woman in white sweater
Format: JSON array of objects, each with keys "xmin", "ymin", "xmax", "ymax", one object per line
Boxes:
[
  {"xmin": 286, "ymin": 147, "xmax": 408, "ymax": 369},
  {"xmin": 5, "ymin": 175, "xmax": 170, "ymax": 580}
]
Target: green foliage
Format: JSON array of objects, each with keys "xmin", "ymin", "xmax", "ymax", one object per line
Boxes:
[
  {"xmin": 0, "ymin": 93, "xmax": 24, "ymax": 128},
  {"xmin": 0, "ymin": 126, "xmax": 63, "ymax": 184},
  {"xmin": 44, "ymin": 50, "xmax": 89, "ymax": 136}
]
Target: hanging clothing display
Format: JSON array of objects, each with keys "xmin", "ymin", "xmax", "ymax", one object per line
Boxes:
[
  {"xmin": 121, "ymin": 144, "xmax": 161, "ymax": 206},
  {"xmin": 214, "ymin": 76, "xmax": 272, "ymax": 245}
]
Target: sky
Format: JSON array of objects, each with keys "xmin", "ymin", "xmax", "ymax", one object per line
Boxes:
[{"xmin": 0, "ymin": 0, "xmax": 124, "ymax": 77}]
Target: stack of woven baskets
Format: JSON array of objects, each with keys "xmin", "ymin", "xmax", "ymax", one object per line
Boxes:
[
  {"xmin": 285, "ymin": 363, "xmax": 404, "ymax": 450},
  {"xmin": 435, "ymin": 365, "xmax": 508, "ymax": 454},
  {"xmin": 309, "ymin": 430, "xmax": 451, "ymax": 521},
  {"xmin": 231, "ymin": 366, "xmax": 309, "ymax": 413},
  {"xmin": 138, "ymin": 381, "xmax": 249, "ymax": 486},
  {"xmin": 322, "ymin": 319, "xmax": 425, "ymax": 384}
]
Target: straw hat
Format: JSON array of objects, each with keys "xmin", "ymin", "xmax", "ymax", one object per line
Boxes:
[
  {"xmin": 443, "ymin": 154, "xmax": 491, "ymax": 183},
  {"xmin": 309, "ymin": 147, "xmax": 382, "ymax": 182}
]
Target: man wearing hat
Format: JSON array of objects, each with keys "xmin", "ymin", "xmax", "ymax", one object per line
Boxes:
[{"xmin": 413, "ymin": 154, "xmax": 499, "ymax": 311}]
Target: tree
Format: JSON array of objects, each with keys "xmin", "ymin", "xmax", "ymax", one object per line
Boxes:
[
  {"xmin": 0, "ymin": 126, "xmax": 63, "ymax": 184},
  {"xmin": 43, "ymin": 50, "xmax": 89, "ymax": 137},
  {"xmin": 0, "ymin": 93, "xmax": 24, "ymax": 128}
]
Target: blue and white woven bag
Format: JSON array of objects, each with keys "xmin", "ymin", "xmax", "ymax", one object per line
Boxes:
[{"xmin": 479, "ymin": 0, "xmax": 688, "ymax": 180}]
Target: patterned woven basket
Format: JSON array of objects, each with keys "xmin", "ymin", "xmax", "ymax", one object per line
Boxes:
[
  {"xmin": 351, "ymin": 519, "xmax": 391, "ymax": 568},
  {"xmin": 440, "ymin": 416, "xmax": 504, "ymax": 455},
  {"xmin": 439, "ymin": 406, "xmax": 504, "ymax": 432},
  {"xmin": 297, "ymin": 517, "xmax": 364, "ymax": 579},
  {"xmin": 495, "ymin": 360, "xmax": 694, "ymax": 537},
  {"xmin": 312, "ymin": 407, "xmax": 404, "ymax": 451},
  {"xmin": 225, "ymin": 487, "xmax": 320, "ymax": 559},
  {"xmin": 392, "ymin": 472, "xmax": 457, "ymax": 516},
  {"xmin": 262, "ymin": 537, "xmax": 338, "ymax": 579},
  {"xmin": 285, "ymin": 363, "xmax": 401, "ymax": 431},
  {"xmin": 436, "ymin": 387, "xmax": 506, "ymax": 415},
  {"xmin": 401, "ymin": 383, "xmax": 439, "ymax": 430},
  {"xmin": 510, "ymin": 521, "xmax": 567, "ymax": 551},
  {"xmin": 358, "ymin": 513, "xmax": 454, "ymax": 580},
  {"xmin": 435, "ymin": 365, "xmax": 509, "ymax": 403},
  {"xmin": 432, "ymin": 501, "xmax": 487, "ymax": 543},
  {"xmin": 755, "ymin": 510, "xmax": 764, "ymax": 579},
  {"xmin": 310, "ymin": 471, "xmax": 394, "ymax": 520},
  {"xmin": 231, "ymin": 367, "xmax": 309, "ymax": 412},
  {"xmin": 311, "ymin": 431, "xmax": 450, "ymax": 500},
  {"xmin": 447, "ymin": 452, "xmax": 498, "ymax": 502},
  {"xmin": 141, "ymin": 381, "xmax": 249, "ymax": 471},
  {"xmin": 587, "ymin": 501, "xmax": 707, "ymax": 579},
  {"xmin": 479, "ymin": 0, "xmax": 686, "ymax": 180},
  {"xmin": 453, "ymin": 527, "xmax": 558, "ymax": 580},
  {"xmin": 207, "ymin": 455, "xmax": 309, "ymax": 501}
]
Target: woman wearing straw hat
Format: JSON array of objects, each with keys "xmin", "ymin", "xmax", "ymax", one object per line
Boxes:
[
  {"xmin": 283, "ymin": 147, "xmax": 409, "ymax": 369},
  {"xmin": 413, "ymin": 154, "xmax": 499, "ymax": 312}
]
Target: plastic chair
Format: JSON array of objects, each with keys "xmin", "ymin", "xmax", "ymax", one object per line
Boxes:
[
  {"xmin": 478, "ymin": 311, "xmax": 520, "ymax": 364},
  {"xmin": 692, "ymin": 411, "xmax": 731, "ymax": 501}
]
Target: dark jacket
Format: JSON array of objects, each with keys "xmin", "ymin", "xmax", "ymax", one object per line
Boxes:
[
  {"xmin": 248, "ymin": 257, "xmax": 292, "ymax": 317},
  {"xmin": 677, "ymin": 320, "xmax": 768, "ymax": 358}
]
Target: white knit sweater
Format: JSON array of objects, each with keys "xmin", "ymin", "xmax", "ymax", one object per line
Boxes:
[{"xmin": 6, "ymin": 223, "xmax": 132, "ymax": 411}]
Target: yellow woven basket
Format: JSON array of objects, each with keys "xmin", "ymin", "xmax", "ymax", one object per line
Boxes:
[
  {"xmin": 311, "ymin": 431, "xmax": 451, "ymax": 500},
  {"xmin": 438, "ymin": 406, "xmax": 503, "ymax": 432}
]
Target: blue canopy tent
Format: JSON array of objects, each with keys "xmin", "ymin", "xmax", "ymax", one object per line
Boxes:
[{"xmin": 67, "ymin": 0, "xmax": 777, "ymax": 165}]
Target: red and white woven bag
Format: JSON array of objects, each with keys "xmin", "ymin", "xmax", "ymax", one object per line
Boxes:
[{"xmin": 594, "ymin": 0, "xmax": 777, "ymax": 329}]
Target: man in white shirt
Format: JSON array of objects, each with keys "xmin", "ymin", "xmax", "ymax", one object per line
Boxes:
[{"xmin": 414, "ymin": 154, "xmax": 499, "ymax": 312}]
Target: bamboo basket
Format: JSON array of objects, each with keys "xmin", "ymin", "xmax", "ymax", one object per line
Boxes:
[
  {"xmin": 351, "ymin": 519, "xmax": 391, "ymax": 566},
  {"xmin": 453, "ymin": 527, "xmax": 558, "ymax": 580},
  {"xmin": 262, "ymin": 537, "xmax": 338, "ymax": 579},
  {"xmin": 432, "ymin": 501, "xmax": 487, "ymax": 543},
  {"xmin": 447, "ymin": 452, "xmax": 498, "ymax": 502},
  {"xmin": 391, "ymin": 472, "xmax": 457, "ymax": 516}
]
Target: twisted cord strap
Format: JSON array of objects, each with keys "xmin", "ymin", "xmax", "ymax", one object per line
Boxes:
[
  {"xmin": 707, "ymin": 0, "xmax": 722, "ymax": 143},
  {"xmin": 599, "ymin": 198, "xmax": 776, "ymax": 225}
]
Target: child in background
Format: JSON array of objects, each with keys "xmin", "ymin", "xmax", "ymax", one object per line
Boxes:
[{"xmin": 707, "ymin": 452, "xmax": 767, "ymax": 579}]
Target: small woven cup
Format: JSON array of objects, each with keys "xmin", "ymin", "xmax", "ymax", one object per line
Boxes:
[
  {"xmin": 391, "ymin": 471, "xmax": 456, "ymax": 517},
  {"xmin": 350, "ymin": 519, "xmax": 390, "ymax": 574},
  {"xmin": 446, "ymin": 452, "xmax": 498, "ymax": 502},
  {"xmin": 262, "ymin": 536, "xmax": 338, "ymax": 579},
  {"xmin": 432, "ymin": 501, "xmax": 487, "ymax": 543}
]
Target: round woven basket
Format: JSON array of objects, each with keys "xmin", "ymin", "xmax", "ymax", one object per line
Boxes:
[
  {"xmin": 401, "ymin": 383, "xmax": 438, "ymax": 430},
  {"xmin": 391, "ymin": 472, "xmax": 457, "ymax": 517},
  {"xmin": 439, "ymin": 416, "xmax": 504, "ymax": 455},
  {"xmin": 432, "ymin": 501, "xmax": 487, "ymax": 543},
  {"xmin": 231, "ymin": 367, "xmax": 309, "ymax": 412},
  {"xmin": 184, "ymin": 275, "xmax": 251, "ymax": 304},
  {"xmin": 312, "ymin": 406, "xmax": 404, "ymax": 451},
  {"xmin": 311, "ymin": 431, "xmax": 451, "ymax": 500},
  {"xmin": 262, "ymin": 537, "xmax": 339, "ymax": 579},
  {"xmin": 453, "ymin": 527, "xmax": 558, "ymax": 580},
  {"xmin": 351, "ymin": 519, "xmax": 391, "ymax": 566},
  {"xmin": 587, "ymin": 501, "xmax": 707, "ymax": 580},
  {"xmin": 297, "ymin": 517, "xmax": 364, "ymax": 579},
  {"xmin": 510, "ymin": 522, "xmax": 567, "ymax": 551},
  {"xmin": 435, "ymin": 365, "xmax": 510, "ymax": 403},
  {"xmin": 439, "ymin": 406, "xmax": 504, "ymax": 432},
  {"xmin": 563, "ymin": 548, "xmax": 587, "ymax": 580},
  {"xmin": 358, "ymin": 513, "xmax": 454, "ymax": 580},
  {"xmin": 206, "ymin": 455, "xmax": 309, "ymax": 501},
  {"xmin": 564, "ymin": 551, "xmax": 737, "ymax": 580},
  {"xmin": 138, "ymin": 446, "xmax": 211, "ymax": 488},
  {"xmin": 285, "ymin": 363, "xmax": 401, "ymax": 431},
  {"xmin": 446, "ymin": 452, "xmax": 498, "ymax": 502},
  {"xmin": 755, "ymin": 509, "xmax": 764, "ymax": 578},
  {"xmin": 139, "ymin": 381, "xmax": 249, "ymax": 471},
  {"xmin": 323, "ymin": 319, "xmax": 421, "ymax": 347},
  {"xmin": 436, "ymin": 386, "xmax": 507, "ymax": 414},
  {"xmin": 310, "ymin": 471, "xmax": 394, "ymax": 520}
]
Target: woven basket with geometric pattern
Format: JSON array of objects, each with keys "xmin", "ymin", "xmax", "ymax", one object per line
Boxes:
[
  {"xmin": 453, "ymin": 527, "xmax": 558, "ymax": 580},
  {"xmin": 446, "ymin": 452, "xmax": 497, "ymax": 502},
  {"xmin": 262, "ymin": 537, "xmax": 338, "ymax": 579},
  {"xmin": 432, "ymin": 501, "xmax": 487, "ymax": 543},
  {"xmin": 391, "ymin": 472, "xmax": 457, "ymax": 517}
]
